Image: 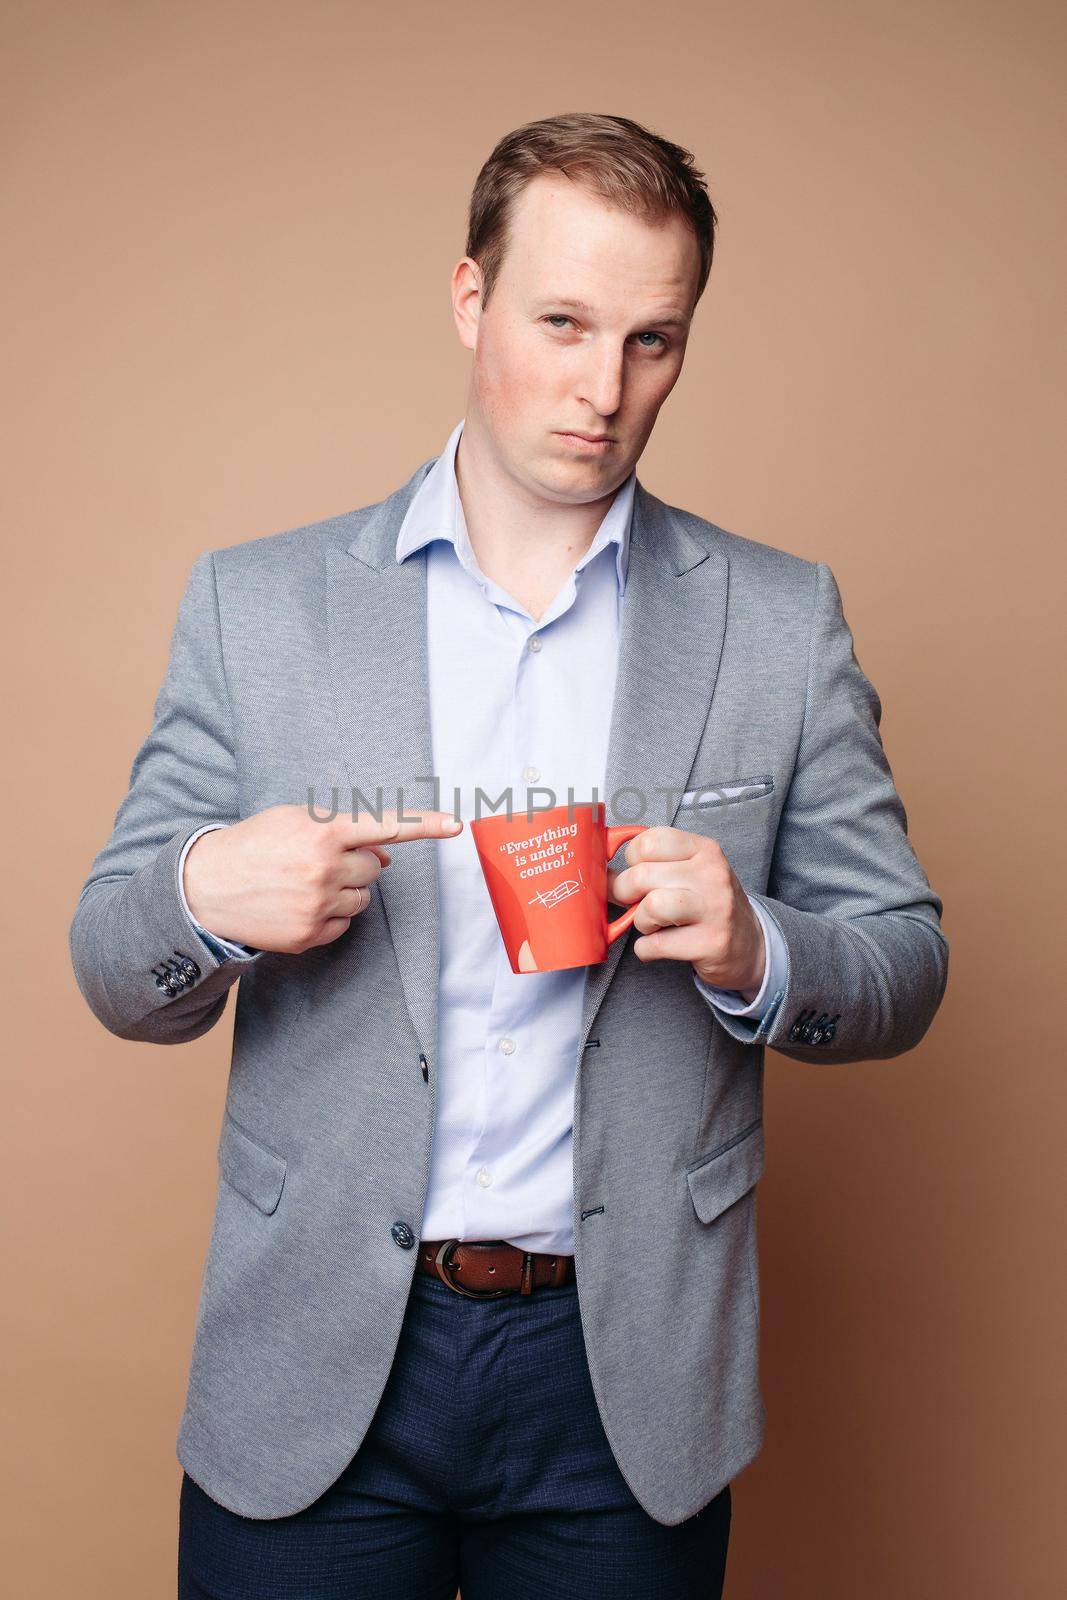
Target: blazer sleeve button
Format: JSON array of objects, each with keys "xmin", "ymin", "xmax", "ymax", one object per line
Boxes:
[{"xmin": 175, "ymin": 951, "xmax": 201, "ymax": 981}]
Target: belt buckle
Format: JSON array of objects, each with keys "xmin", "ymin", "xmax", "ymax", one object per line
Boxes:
[{"xmin": 434, "ymin": 1239, "xmax": 512, "ymax": 1299}]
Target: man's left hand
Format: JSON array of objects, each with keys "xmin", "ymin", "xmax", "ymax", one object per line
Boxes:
[{"xmin": 606, "ymin": 826, "xmax": 765, "ymax": 1000}]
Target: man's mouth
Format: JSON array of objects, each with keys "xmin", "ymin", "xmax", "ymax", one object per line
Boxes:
[{"xmin": 555, "ymin": 432, "xmax": 617, "ymax": 453}]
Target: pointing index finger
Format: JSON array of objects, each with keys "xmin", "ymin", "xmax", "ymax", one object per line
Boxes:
[{"xmin": 341, "ymin": 809, "xmax": 463, "ymax": 847}]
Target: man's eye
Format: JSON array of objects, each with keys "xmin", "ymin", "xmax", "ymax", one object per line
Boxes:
[{"xmin": 542, "ymin": 317, "xmax": 666, "ymax": 349}]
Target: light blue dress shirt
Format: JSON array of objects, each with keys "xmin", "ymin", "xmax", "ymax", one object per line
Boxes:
[{"xmin": 178, "ymin": 419, "xmax": 787, "ymax": 1253}]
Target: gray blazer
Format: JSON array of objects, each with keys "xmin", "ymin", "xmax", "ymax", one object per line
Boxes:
[{"xmin": 69, "ymin": 457, "xmax": 948, "ymax": 1523}]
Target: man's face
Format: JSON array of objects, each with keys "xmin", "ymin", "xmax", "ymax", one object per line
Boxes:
[{"xmin": 454, "ymin": 172, "xmax": 701, "ymax": 503}]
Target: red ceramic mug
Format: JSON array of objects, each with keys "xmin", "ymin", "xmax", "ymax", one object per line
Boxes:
[{"xmin": 470, "ymin": 800, "xmax": 648, "ymax": 974}]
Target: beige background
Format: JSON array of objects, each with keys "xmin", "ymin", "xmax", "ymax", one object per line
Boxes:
[{"xmin": 4, "ymin": 1, "xmax": 1064, "ymax": 1593}]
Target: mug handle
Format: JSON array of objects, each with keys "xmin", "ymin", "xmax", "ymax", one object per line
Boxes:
[{"xmin": 604, "ymin": 825, "xmax": 649, "ymax": 944}]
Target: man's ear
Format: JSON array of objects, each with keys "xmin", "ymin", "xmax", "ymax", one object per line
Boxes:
[{"xmin": 451, "ymin": 257, "xmax": 482, "ymax": 352}]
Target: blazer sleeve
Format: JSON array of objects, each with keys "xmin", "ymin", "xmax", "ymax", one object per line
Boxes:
[
  {"xmin": 712, "ymin": 559, "xmax": 949, "ymax": 1062},
  {"xmin": 69, "ymin": 551, "xmax": 263, "ymax": 1044}
]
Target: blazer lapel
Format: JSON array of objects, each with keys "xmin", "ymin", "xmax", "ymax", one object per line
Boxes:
[
  {"xmin": 576, "ymin": 482, "xmax": 729, "ymax": 1053},
  {"xmin": 327, "ymin": 460, "xmax": 441, "ymax": 1066},
  {"xmin": 327, "ymin": 464, "xmax": 730, "ymax": 1070}
]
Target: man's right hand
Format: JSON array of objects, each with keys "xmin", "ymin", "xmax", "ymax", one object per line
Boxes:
[{"xmin": 182, "ymin": 804, "xmax": 464, "ymax": 954}]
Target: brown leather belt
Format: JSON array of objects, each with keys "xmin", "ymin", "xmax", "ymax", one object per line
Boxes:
[{"xmin": 416, "ymin": 1238, "xmax": 576, "ymax": 1298}]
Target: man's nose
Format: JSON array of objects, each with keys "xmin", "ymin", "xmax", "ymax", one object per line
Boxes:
[{"xmin": 577, "ymin": 343, "xmax": 625, "ymax": 420}]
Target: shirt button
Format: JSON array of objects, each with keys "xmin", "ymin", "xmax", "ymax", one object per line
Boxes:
[
  {"xmin": 498, "ymin": 1037, "xmax": 516, "ymax": 1055},
  {"xmin": 528, "ymin": 635, "xmax": 543, "ymax": 652},
  {"xmin": 522, "ymin": 766, "xmax": 540, "ymax": 783},
  {"xmin": 475, "ymin": 1167, "xmax": 493, "ymax": 1188}
]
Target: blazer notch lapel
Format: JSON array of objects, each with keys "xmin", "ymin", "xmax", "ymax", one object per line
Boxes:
[
  {"xmin": 327, "ymin": 466, "xmax": 442, "ymax": 1064},
  {"xmin": 579, "ymin": 489, "xmax": 730, "ymax": 1049}
]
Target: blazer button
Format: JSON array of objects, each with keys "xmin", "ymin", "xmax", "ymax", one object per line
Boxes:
[
  {"xmin": 789, "ymin": 1008, "xmax": 816, "ymax": 1042},
  {"xmin": 391, "ymin": 1221, "xmax": 415, "ymax": 1250},
  {"xmin": 817, "ymin": 1014, "xmax": 840, "ymax": 1045}
]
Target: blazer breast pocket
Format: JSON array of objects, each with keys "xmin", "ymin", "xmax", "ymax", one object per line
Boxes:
[{"xmin": 677, "ymin": 773, "xmax": 775, "ymax": 811}]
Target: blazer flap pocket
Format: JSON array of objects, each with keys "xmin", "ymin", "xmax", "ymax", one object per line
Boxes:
[
  {"xmin": 217, "ymin": 1110, "xmax": 287, "ymax": 1215},
  {"xmin": 686, "ymin": 1119, "xmax": 764, "ymax": 1223}
]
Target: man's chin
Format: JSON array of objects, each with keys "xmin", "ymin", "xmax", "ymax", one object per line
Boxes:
[{"xmin": 528, "ymin": 455, "xmax": 629, "ymax": 504}]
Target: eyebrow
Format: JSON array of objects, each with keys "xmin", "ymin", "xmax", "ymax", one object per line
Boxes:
[{"xmin": 533, "ymin": 296, "xmax": 691, "ymax": 330}]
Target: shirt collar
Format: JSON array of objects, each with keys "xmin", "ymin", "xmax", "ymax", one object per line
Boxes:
[{"xmin": 395, "ymin": 417, "xmax": 635, "ymax": 596}]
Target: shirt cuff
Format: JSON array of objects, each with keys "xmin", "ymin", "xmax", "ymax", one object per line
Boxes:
[
  {"xmin": 692, "ymin": 895, "xmax": 787, "ymax": 1019},
  {"xmin": 177, "ymin": 824, "xmax": 260, "ymax": 962}
]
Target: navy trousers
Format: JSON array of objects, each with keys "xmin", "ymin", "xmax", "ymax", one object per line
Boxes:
[{"xmin": 178, "ymin": 1267, "xmax": 732, "ymax": 1598}]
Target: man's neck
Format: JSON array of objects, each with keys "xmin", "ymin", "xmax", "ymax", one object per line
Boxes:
[{"xmin": 454, "ymin": 417, "xmax": 620, "ymax": 623}]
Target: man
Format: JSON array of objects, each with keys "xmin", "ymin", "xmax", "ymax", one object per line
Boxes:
[{"xmin": 70, "ymin": 113, "xmax": 948, "ymax": 1597}]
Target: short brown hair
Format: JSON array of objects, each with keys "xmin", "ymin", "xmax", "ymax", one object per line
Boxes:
[{"xmin": 466, "ymin": 112, "xmax": 718, "ymax": 312}]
